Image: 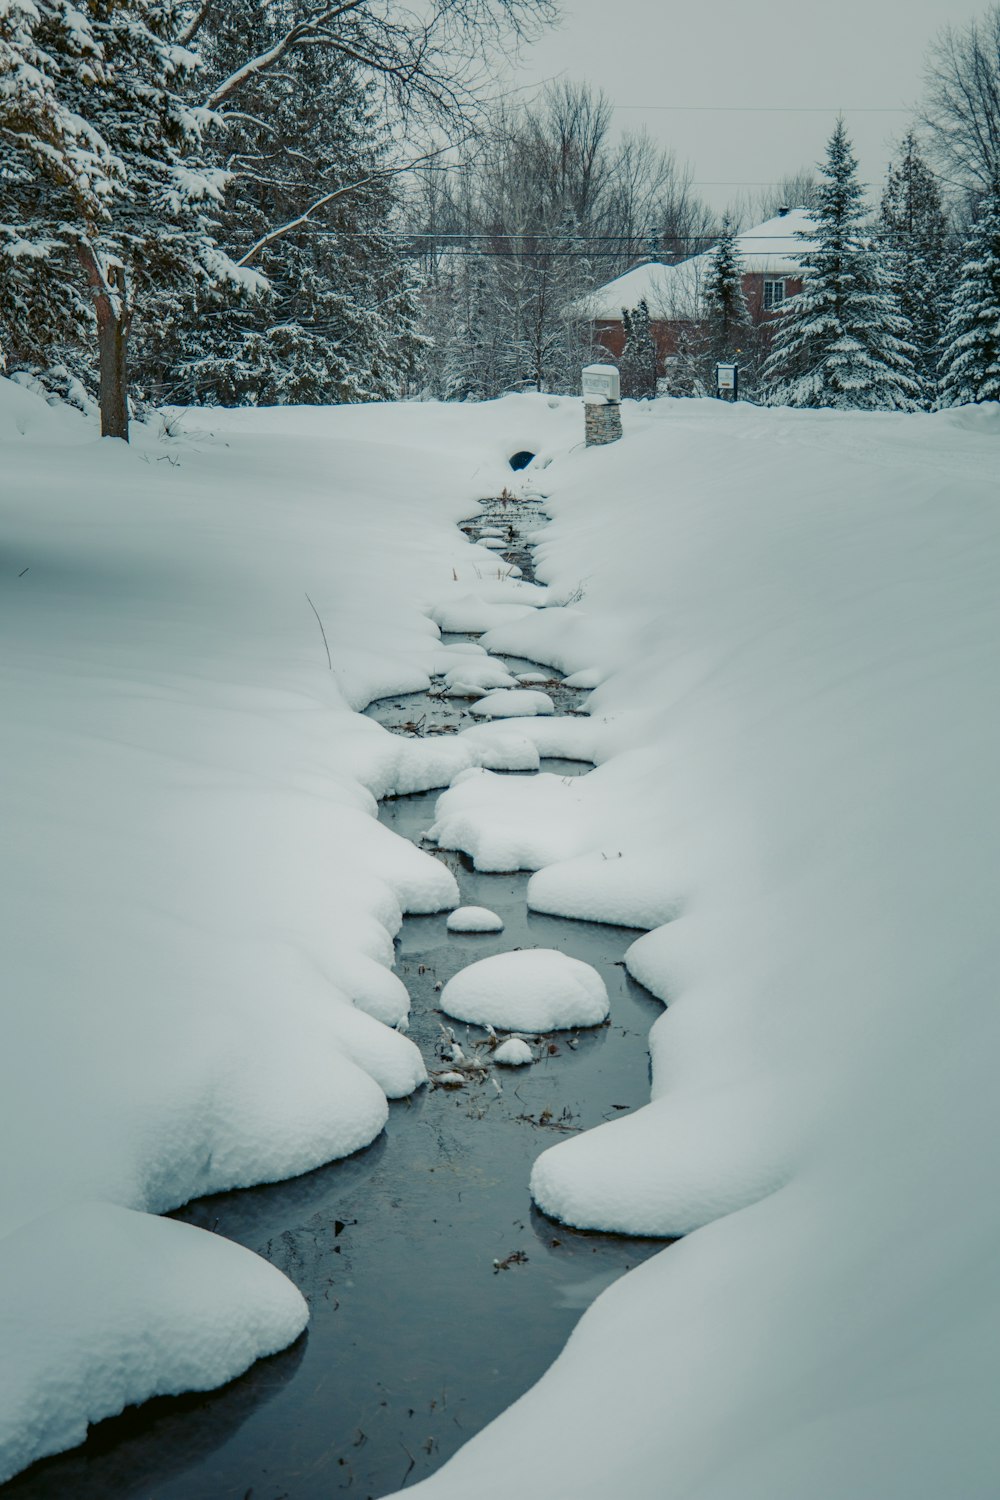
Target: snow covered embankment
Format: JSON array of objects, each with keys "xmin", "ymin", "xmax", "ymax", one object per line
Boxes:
[
  {"xmin": 0, "ymin": 385, "xmax": 582, "ymax": 1482},
  {"xmin": 393, "ymin": 398, "xmax": 1000, "ymax": 1500}
]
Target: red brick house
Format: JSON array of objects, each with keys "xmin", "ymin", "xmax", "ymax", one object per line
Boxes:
[{"xmin": 582, "ymin": 208, "xmax": 814, "ymax": 379}]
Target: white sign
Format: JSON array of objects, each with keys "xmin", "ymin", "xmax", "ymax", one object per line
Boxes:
[
  {"xmin": 582, "ymin": 363, "xmax": 620, "ymax": 403},
  {"xmin": 716, "ymin": 363, "xmax": 737, "ymax": 391}
]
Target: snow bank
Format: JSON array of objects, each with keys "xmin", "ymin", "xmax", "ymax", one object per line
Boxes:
[
  {"xmin": 440, "ymin": 950, "xmax": 609, "ymax": 1030},
  {"xmin": 0, "ymin": 386, "xmax": 582, "ymax": 1479},
  {"xmin": 385, "ymin": 397, "xmax": 1000, "ymax": 1500},
  {"xmin": 527, "ymin": 850, "xmax": 682, "ymax": 928},
  {"xmin": 0, "ymin": 1203, "xmax": 308, "ymax": 1484},
  {"xmin": 429, "ymin": 769, "xmax": 593, "ymax": 870}
]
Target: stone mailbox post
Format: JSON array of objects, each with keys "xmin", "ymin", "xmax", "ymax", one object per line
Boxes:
[{"xmin": 582, "ymin": 363, "xmax": 622, "ymax": 447}]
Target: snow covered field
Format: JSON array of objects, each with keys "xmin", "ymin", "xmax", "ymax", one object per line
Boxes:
[{"xmin": 3, "ymin": 379, "xmax": 1000, "ymax": 1496}]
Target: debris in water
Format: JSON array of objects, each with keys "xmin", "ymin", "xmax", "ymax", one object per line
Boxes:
[
  {"xmin": 434, "ymin": 1071, "xmax": 466, "ymax": 1089},
  {"xmin": 493, "ymin": 1250, "xmax": 529, "ymax": 1272}
]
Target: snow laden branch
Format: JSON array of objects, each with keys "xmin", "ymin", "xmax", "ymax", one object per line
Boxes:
[
  {"xmin": 203, "ymin": 0, "xmax": 555, "ymax": 123},
  {"xmin": 205, "ymin": 1, "xmax": 368, "ymax": 109},
  {"xmin": 177, "ymin": 0, "xmax": 216, "ymax": 46},
  {"xmin": 234, "ymin": 145, "xmax": 456, "ymax": 267}
]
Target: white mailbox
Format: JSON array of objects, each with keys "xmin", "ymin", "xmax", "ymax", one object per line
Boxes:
[{"xmin": 582, "ymin": 363, "xmax": 620, "ymax": 404}]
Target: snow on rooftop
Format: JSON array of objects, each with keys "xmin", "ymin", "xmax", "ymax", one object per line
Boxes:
[{"xmin": 582, "ymin": 208, "xmax": 816, "ymax": 322}]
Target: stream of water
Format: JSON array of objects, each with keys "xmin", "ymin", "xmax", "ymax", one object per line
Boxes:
[{"xmin": 5, "ymin": 497, "xmax": 669, "ymax": 1500}]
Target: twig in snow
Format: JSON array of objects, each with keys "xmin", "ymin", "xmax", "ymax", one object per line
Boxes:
[{"xmin": 304, "ymin": 591, "xmax": 332, "ymax": 670}]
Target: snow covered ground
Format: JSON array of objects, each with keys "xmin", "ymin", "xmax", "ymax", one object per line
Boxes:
[
  {"xmin": 392, "ymin": 397, "xmax": 1000, "ymax": 1499},
  {"xmin": 4, "ymin": 379, "xmax": 1000, "ymax": 1496},
  {"xmin": 0, "ymin": 381, "xmax": 574, "ymax": 1480}
]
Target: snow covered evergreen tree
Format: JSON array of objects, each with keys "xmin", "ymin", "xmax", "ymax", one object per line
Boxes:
[
  {"xmin": 666, "ymin": 324, "xmax": 709, "ymax": 396},
  {"xmin": 138, "ymin": 12, "xmax": 425, "ymax": 407},
  {"xmin": 0, "ymin": 0, "xmax": 253, "ymax": 438},
  {"xmin": 619, "ymin": 300, "xmax": 658, "ymax": 398},
  {"xmin": 702, "ymin": 215, "xmax": 750, "ymax": 367},
  {"xmin": 436, "ymin": 253, "xmax": 502, "ymax": 400},
  {"xmin": 938, "ymin": 180, "xmax": 1000, "ymax": 406},
  {"xmin": 764, "ymin": 119, "xmax": 922, "ymax": 411},
  {"xmin": 879, "ymin": 132, "xmax": 954, "ymax": 405}
]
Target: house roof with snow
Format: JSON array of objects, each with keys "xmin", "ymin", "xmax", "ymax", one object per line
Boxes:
[{"xmin": 582, "ymin": 208, "xmax": 816, "ymax": 322}]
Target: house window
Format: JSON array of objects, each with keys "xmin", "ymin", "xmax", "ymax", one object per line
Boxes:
[{"xmin": 763, "ymin": 278, "xmax": 786, "ymax": 311}]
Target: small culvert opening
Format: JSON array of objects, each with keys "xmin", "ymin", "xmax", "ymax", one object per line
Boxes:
[{"xmin": 508, "ymin": 450, "xmax": 535, "ymax": 471}]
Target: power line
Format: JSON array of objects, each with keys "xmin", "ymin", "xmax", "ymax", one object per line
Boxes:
[
  {"xmin": 302, "ymin": 231, "xmax": 819, "ymax": 243},
  {"xmin": 612, "ymin": 104, "xmax": 911, "ymax": 114}
]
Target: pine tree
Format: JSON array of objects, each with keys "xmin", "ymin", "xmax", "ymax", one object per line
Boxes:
[
  {"xmin": 667, "ymin": 323, "xmax": 709, "ymax": 397},
  {"xmin": 702, "ymin": 215, "xmax": 750, "ymax": 368},
  {"xmin": 938, "ymin": 181, "xmax": 1000, "ymax": 406},
  {"xmin": 139, "ymin": 14, "xmax": 425, "ymax": 408},
  {"xmin": 764, "ymin": 119, "xmax": 922, "ymax": 411},
  {"xmin": 432, "ymin": 253, "xmax": 495, "ymax": 400},
  {"xmin": 0, "ymin": 1, "xmax": 113, "ymax": 392},
  {"xmin": 619, "ymin": 300, "xmax": 658, "ymax": 398},
  {"xmin": 879, "ymin": 132, "xmax": 954, "ymax": 405},
  {"xmin": 0, "ymin": 0, "xmax": 255, "ymax": 438}
]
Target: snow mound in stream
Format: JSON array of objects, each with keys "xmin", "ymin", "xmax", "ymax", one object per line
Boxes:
[
  {"xmin": 469, "ymin": 688, "xmax": 555, "ymax": 719},
  {"xmin": 446, "ymin": 905, "xmax": 504, "ymax": 933},
  {"xmin": 440, "ymin": 950, "xmax": 609, "ymax": 1031},
  {"xmin": 442, "ymin": 657, "xmax": 518, "ymax": 693},
  {"xmin": 493, "ymin": 1038, "xmax": 533, "ymax": 1067}
]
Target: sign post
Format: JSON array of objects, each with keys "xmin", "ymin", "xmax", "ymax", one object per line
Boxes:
[
  {"xmin": 715, "ymin": 362, "xmax": 739, "ymax": 401},
  {"xmin": 582, "ymin": 363, "xmax": 623, "ymax": 446}
]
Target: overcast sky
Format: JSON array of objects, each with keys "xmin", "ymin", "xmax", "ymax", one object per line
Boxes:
[{"xmin": 506, "ymin": 0, "xmax": 985, "ymax": 218}]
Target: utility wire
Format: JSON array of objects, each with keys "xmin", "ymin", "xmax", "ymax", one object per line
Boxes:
[{"xmin": 612, "ymin": 104, "xmax": 911, "ymax": 113}]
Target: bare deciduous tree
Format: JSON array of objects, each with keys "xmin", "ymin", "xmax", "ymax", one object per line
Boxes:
[
  {"xmin": 412, "ymin": 80, "xmax": 713, "ymax": 397},
  {"xmin": 750, "ymin": 169, "xmax": 822, "ymax": 223},
  {"xmin": 922, "ymin": 5, "xmax": 1000, "ymax": 189}
]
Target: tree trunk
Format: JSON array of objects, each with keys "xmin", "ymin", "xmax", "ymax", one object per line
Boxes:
[
  {"xmin": 96, "ymin": 295, "xmax": 130, "ymax": 441},
  {"xmin": 77, "ymin": 245, "xmax": 131, "ymax": 441}
]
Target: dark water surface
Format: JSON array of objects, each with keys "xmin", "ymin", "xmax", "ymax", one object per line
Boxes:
[{"xmin": 5, "ymin": 502, "xmax": 668, "ymax": 1500}]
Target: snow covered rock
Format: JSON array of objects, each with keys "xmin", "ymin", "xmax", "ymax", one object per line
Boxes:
[
  {"xmin": 493, "ymin": 1038, "xmax": 533, "ymax": 1067},
  {"xmin": 443, "ymin": 658, "xmax": 518, "ymax": 693},
  {"xmin": 440, "ymin": 950, "xmax": 609, "ymax": 1031},
  {"xmin": 446, "ymin": 906, "xmax": 504, "ymax": 933}
]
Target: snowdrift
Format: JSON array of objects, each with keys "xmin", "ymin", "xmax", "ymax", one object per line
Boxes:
[
  {"xmin": 0, "ymin": 384, "xmax": 579, "ymax": 1479},
  {"xmin": 391, "ymin": 397, "xmax": 1000, "ymax": 1499}
]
